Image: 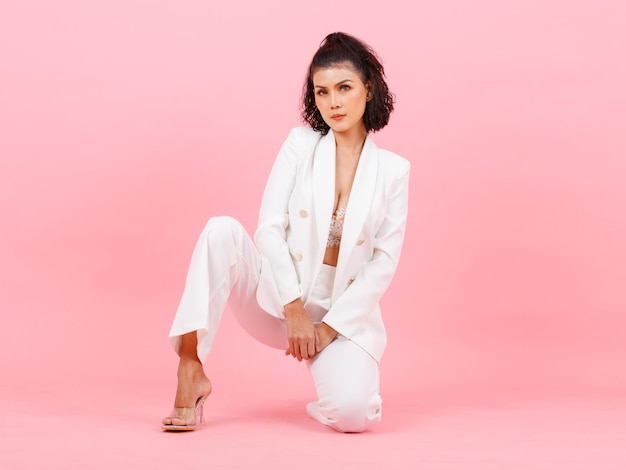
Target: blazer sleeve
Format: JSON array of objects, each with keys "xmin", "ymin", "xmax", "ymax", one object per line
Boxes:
[
  {"xmin": 322, "ymin": 160, "xmax": 410, "ymax": 337},
  {"xmin": 254, "ymin": 128, "xmax": 305, "ymax": 307}
]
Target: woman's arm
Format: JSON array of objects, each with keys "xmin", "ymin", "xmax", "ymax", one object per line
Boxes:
[
  {"xmin": 254, "ymin": 128, "xmax": 304, "ymax": 306},
  {"xmin": 322, "ymin": 162, "xmax": 411, "ymax": 339},
  {"xmin": 255, "ymin": 127, "xmax": 319, "ymax": 361}
]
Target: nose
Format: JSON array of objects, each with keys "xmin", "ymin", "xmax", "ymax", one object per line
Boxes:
[{"xmin": 330, "ymin": 91, "xmax": 340, "ymax": 109}]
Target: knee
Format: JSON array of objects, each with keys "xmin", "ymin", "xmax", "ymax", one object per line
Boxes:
[
  {"xmin": 320, "ymin": 394, "xmax": 382, "ymax": 433},
  {"xmin": 205, "ymin": 216, "xmax": 240, "ymax": 233},
  {"xmin": 204, "ymin": 216, "xmax": 244, "ymax": 244}
]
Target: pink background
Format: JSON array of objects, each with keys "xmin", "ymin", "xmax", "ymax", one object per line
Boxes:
[{"xmin": 1, "ymin": 1, "xmax": 625, "ymax": 468}]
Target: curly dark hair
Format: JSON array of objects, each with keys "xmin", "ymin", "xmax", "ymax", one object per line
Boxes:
[{"xmin": 301, "ymin": 32, "xmax": 395, "ymax": 135}]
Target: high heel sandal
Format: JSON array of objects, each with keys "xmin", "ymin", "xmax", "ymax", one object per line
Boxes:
[{"xmin": 162, "ymin": 395, "xmax": 207, "ymax": 432}]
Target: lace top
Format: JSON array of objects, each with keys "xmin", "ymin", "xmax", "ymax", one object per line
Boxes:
[{"xmin": 327, "ymin": 207, "xmax": 346, "ymax": 247}]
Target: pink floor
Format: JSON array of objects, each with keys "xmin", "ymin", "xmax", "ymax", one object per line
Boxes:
[
  {"xmin": 2, "ymin": 311, "xmax": 624, "ymax": 470},
  {"xmin": 2, "ymin": 385, "xmax": 625, "ymax": 469}
]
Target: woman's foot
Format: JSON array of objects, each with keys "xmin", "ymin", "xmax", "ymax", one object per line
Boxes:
[{"xmin": 162, "ymin": 360, "xmax": 212, "ymax": 431}]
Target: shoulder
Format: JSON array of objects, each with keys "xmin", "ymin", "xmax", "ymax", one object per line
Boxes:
[
  {"xmin": 377, "ymin": 146, "xmax": 411, "ymax": 179},
  {"xmin": 367, "ymin": 134, "xmax": 410, "ymax": 176},
  {"xmin": 276, "ymin": 126, "xmax": 323, "ymax": 166},
  {"xmin": 283, "ymin": 126, "xmax": 323, "ymax": 148}
]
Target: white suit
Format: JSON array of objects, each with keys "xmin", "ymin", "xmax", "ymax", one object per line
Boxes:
[
  {"xmin": 168, "ymin": 126, "xmax": 410, "ymax": 432},
  {"xmin": 255, "ymin": 126, "xmax": 411, "ymax": 362}
]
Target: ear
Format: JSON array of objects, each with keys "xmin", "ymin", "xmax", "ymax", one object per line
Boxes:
[{"xmin": 365, "ymin": 81, "xmax": 373, "ymax": 101}]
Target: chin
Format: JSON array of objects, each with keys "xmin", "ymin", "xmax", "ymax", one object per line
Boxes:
[{"xmin": 328, "ymin": 122, "xmax": 352, "ymax": 134}]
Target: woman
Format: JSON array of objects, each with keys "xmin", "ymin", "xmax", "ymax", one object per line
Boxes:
[{"xmin": 162, "ymin": 32, "xmax": 410, "ymax": 433}]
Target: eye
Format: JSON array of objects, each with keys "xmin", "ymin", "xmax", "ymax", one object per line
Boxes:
[
  {"xmin": 340, "ymin": 84, "xmax": 351, "ymax": 91},
  {"xmin": 316, "ymin": 89, "xmax": 327, "ymax": 96}
]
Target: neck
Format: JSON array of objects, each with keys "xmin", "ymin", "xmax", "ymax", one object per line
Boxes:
[{"xmin": 333, "ymin": 125, "xmax": 367, "ymax": 157}]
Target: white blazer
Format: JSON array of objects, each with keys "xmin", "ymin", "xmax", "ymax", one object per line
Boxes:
[{"xmin": 254, "ymin": 126, "xmax": 410, "ymax": 362}]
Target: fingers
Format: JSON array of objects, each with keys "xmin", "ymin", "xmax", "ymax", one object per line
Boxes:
[
  {"xmin": 307, "ymin": 339, "xmax": 316, "ymax": 358},
  {"xmin": 287, "ymin": 342, "xmax": 300, "ymax": 360},
  {"xmin": 285, "ymin": 319, "xmax": 316, "ymax": 361},
  {"xmin": 294, "ymin": 341, "xmax": 303, "ymax": 361},
  {"xmin": 285, "ymin": 339, "xmax": 316, "ymax": 361},
  {"xmin": 298, "ymin": 340, "xmax": 311, "ymax": 361},
  {"xmin": 288, "ymin": 340, "xmax": 304, "ymax": 361},
  {"xmin": 286, "ymin": 325, "xmax": 336, "ymax": 360},
  {"xmin": 298, "ymin": 339, "xmax": 316, "ymax": 361},
  {"xmin": 314, "ymin": 327, "xmax": 321, "ymax": 353}
]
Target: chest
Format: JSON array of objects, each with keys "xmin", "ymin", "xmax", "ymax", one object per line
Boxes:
[{"xmin": 334, "ymin": 156, "xmax": 360, "ymax": 210}]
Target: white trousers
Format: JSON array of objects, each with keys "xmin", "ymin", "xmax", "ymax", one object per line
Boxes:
[{"xmin": 168, "ymin": 216, "xmax": 382, "ymax": 432}]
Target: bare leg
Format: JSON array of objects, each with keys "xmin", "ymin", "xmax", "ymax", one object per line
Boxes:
[{"xmin": 162, "ymin": 331, "xmax": 212, "ymax": 427}]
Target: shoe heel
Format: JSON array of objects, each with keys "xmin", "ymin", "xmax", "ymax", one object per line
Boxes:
[{"xmin": 196, "ymin": 396, "xmax": 206, "ymax": 425}]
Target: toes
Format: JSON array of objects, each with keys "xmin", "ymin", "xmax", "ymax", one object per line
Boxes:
[
  {"xmin": 171, "ymin": 416, "xmax": 195, "ymax": 427},
  {"xmin": 165, "ymin": 408, "xmax": 195, "ymax": 427}
]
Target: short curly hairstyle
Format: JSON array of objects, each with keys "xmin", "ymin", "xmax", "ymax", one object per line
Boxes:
[{"xmin": 301, "ymin": 32, "xmax": 395, "ymax": 135}]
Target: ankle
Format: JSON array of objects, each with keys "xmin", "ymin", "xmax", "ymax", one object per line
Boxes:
[{"xmin": 177, "ymin": 356, "xmax": 203, "ymax": 373}]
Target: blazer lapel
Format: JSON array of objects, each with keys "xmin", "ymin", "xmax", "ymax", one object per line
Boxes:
[
  {"xmin": 336, "ymin": 135, "xmax": 379, "ymax": 272},
  {"xmin": 312, "ymin": 130, "xmax": 337, "ymax": 252}
]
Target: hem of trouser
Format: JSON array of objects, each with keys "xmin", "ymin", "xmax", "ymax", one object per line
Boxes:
[{"xmin": 167, "ymin": 326, "xmax": 208, "ymax": 356}]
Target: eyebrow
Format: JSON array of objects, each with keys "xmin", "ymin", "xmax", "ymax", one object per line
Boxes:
[{"xmin": 314, "ymin": 79, "xmax": 355, "ymax": 89}]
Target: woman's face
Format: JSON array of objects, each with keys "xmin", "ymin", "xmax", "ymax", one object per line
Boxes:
[{"xmin": 312, "ymin": 63, "xmax": 370, "ymax": 136}]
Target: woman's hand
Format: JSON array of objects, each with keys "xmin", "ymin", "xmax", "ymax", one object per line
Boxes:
[
  {"xmin": 284, "ymin": 299, "xmax": 316, "ymax": 361},
  {"xmin": 315, "ymin": 322, "xmax": 338, "ymax": 353}
]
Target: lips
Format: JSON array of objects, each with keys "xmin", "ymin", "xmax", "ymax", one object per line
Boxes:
[{"xmin": 331, "ymin": 114, "xmax": 346, "ymax": 120}]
